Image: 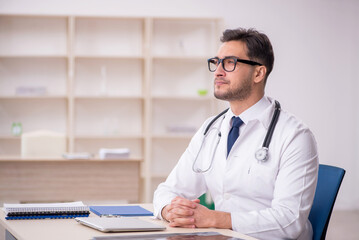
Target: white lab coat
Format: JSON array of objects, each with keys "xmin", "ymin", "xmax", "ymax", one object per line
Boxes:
[{"xmin": 153, "ymin": 96, "xmax": 319, "ymax": 240}]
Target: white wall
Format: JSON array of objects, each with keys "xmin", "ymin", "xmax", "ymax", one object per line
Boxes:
[{"xmin": 1, "ymin": 0, "xmax": 358, "ymax": 210}]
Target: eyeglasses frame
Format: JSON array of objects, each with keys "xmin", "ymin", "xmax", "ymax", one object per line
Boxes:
[{"xmin": 207, "ymin": 56, "xmax": 263, "ymax": 72}]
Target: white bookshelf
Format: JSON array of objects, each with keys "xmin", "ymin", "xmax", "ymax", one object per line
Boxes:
[{"xmin": 0, "ymin": 14, "xmax": 222, "ymax": 202}]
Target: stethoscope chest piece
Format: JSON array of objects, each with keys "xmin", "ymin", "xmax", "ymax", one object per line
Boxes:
[{"xmin": 255, "ymin": 147, "xmax": 269, "ymax": 162}]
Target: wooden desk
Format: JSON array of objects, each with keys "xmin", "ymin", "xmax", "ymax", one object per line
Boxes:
[
  {"xmin": 0, "ymin": 157, "xmax": 142, "ymax": 204},
  {"xmin": 0, "ymin": 204, "xmax": 256, "ymax": 240}
]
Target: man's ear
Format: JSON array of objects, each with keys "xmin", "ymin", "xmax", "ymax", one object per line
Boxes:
[{"xmin": 254, "ymin": 66, "xmax": 267, "ymax": 84}]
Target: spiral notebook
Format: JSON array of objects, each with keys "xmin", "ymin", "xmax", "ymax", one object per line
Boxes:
[{"xmin": 4, "ymin": 201, "xmax": 90, "ymax": 220}]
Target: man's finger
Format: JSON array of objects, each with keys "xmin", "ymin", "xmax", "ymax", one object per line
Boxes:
[
  {"xmin": 169, "ymin": 206, "xmax": 194, "ymax": 217},
  {"xmin": 171, "ymin": 197, "xmax": 197, "ymax": 209},
  {"xmin": 169, "ymin": 222, "xmax": 195, "ymax": 228},
  {"xmin": 168, "ymin": 217, "xmax": 195, "ymax": 227}
]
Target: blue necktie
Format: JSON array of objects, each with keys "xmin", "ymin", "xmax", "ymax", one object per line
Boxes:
[{"xmin": 227, "ymin": 117, "xmax": 243, "ymax": 156}]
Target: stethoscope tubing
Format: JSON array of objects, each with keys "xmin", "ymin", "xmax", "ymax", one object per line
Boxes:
[
  {"xmin": 193, "ymin": 114, "xmax": 226, "ymax": 173},
  {"xmin": 203, "ymin": 108, "xmax": 229, "ymax": 135},
  {"xmin": 262, "ymin": 100, "xmax": 281, "ymax": 148}
]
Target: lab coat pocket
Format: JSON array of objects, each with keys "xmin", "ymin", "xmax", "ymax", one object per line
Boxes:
[{"xmin": 247, "ymin": 162, "xmax": 276, "ymax": 199}]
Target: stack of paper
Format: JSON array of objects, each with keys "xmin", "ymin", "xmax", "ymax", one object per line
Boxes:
[
  {"xmin": 99, "ymin": 148, "xmax": 130, "ymax": 159},
  {"xmin": 62, "ymin": 152, "xmax": 93, "ymax": 160}
]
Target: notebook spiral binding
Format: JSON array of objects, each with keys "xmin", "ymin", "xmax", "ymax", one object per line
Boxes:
[{"xmin": 4, "ymin": 202, "xmax": 90, "ymax": 220}]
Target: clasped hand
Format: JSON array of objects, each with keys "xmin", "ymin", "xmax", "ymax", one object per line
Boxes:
[{"xmin": 161, "ymin": 196, "xmax": 214, "ymax": 228}]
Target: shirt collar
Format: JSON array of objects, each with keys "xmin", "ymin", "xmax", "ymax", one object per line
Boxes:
[{"xmin": 226, "ymin": 96, "xmax": 275, "ymax": 129}]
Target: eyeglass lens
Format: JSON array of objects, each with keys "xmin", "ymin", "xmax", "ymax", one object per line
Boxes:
[{"xmin": 208, "ymin": 58, "xmax": 237, "ymax": 72}]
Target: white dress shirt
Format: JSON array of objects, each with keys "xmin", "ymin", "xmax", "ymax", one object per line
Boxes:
[{"xmin": 153, "ymin": 96, "xmax": 319, "ymax": 240}]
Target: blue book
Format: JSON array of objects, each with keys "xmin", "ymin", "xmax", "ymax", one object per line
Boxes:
[{"xmin": 90, "ymin": 205, "xmax": 153, "ymax": 217}]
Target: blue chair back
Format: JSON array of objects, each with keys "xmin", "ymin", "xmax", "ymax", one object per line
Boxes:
[{"xmin": 309, "ymin": 164, "xmax": 345, "ymax": 240}]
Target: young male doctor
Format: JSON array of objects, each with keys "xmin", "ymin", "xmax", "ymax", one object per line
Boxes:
[{"xmin": 153, "ymin": 28, "xmax": 319, "ymax": 240}]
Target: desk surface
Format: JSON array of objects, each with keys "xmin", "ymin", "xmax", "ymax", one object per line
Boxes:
[{"xmin": 0, "ymin": 204, "xmax": 256, "ymax": 240}]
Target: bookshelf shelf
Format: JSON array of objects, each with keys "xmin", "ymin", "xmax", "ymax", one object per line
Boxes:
[
  {"xmin": 0, "ymin": 55, "xmax": 68, "ymax": 58},
  {"xmin": 74, "ymin": 135, "xmax": 144, "ymax": 141},
  {"xmin": 0, "ymin": 95, "xmax": 68, "ymax": 100},
  {"xmin": 74, "ymin": 55, "xmax": 144, "ymax": 59},
  {"xmin": 151, "ymin": 96, "xmax": 212, "ymax": 100},
  {"xmin": 0, "ymin": 156, "xmax": 143, "ymax": 162},
  {"xmin": 74, "ymin": 96, "xmax": 144, "ymax": 100},
  {"xmin": 0, "ymin": 136, "xmax": 21, "ymax": 140},
  {"xmin": 151, "ymin": 134, "xmax": 193, "ymax": 139}
]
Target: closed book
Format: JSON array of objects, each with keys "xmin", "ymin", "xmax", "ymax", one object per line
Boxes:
[{"xmin": 90, "ymin": 206, "xmax": 153, "ymax": 217}]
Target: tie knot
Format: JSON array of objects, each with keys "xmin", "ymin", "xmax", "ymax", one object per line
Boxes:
[{"xmin": 232, "ymin": 117, "xmax": 243, "ymax": 128}]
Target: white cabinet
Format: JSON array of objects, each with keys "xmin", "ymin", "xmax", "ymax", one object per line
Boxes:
[{"xmin": 0, "ymin": 15, "xmax": 222, "ymax": 202}]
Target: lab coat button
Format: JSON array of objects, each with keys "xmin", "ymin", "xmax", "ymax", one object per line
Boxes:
[{"xmin": 224, "ymin": 193, "xmax": 231, "ymax": 200}]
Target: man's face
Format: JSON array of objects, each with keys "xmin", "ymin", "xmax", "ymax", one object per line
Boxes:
[{"xmin": 213, "ymin": 41, "xmax": 256, "ymax": 102}]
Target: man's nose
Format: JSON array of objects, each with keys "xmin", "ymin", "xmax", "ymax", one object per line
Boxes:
[{"xmin": 215, "ymin": 62, "xmax": 226, "ymax": 77}]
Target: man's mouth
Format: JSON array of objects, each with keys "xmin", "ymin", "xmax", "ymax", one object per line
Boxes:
[{"xmin": 215, "ymin": 78, "xmax": 229, "ymax": 86}]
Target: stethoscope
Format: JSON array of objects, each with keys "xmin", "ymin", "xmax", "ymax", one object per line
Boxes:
[{"xmin": 192, "ymin": 100, "xmax": 281, "ymax": 173}]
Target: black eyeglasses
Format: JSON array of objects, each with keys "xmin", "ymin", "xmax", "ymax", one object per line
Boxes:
[{"xmin": 207, "ymin": 56, "xmax": 262, "ymax": 72}]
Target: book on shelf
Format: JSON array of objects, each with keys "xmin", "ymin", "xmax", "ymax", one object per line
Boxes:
[{"xmin": 3, "ymin": 201, "xmax": 90, "ymax": 220}]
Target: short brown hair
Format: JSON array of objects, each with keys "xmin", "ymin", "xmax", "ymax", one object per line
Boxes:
[{"xmin": 221, "ymin": 28, "xmax": 274, "ymax": 82}]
